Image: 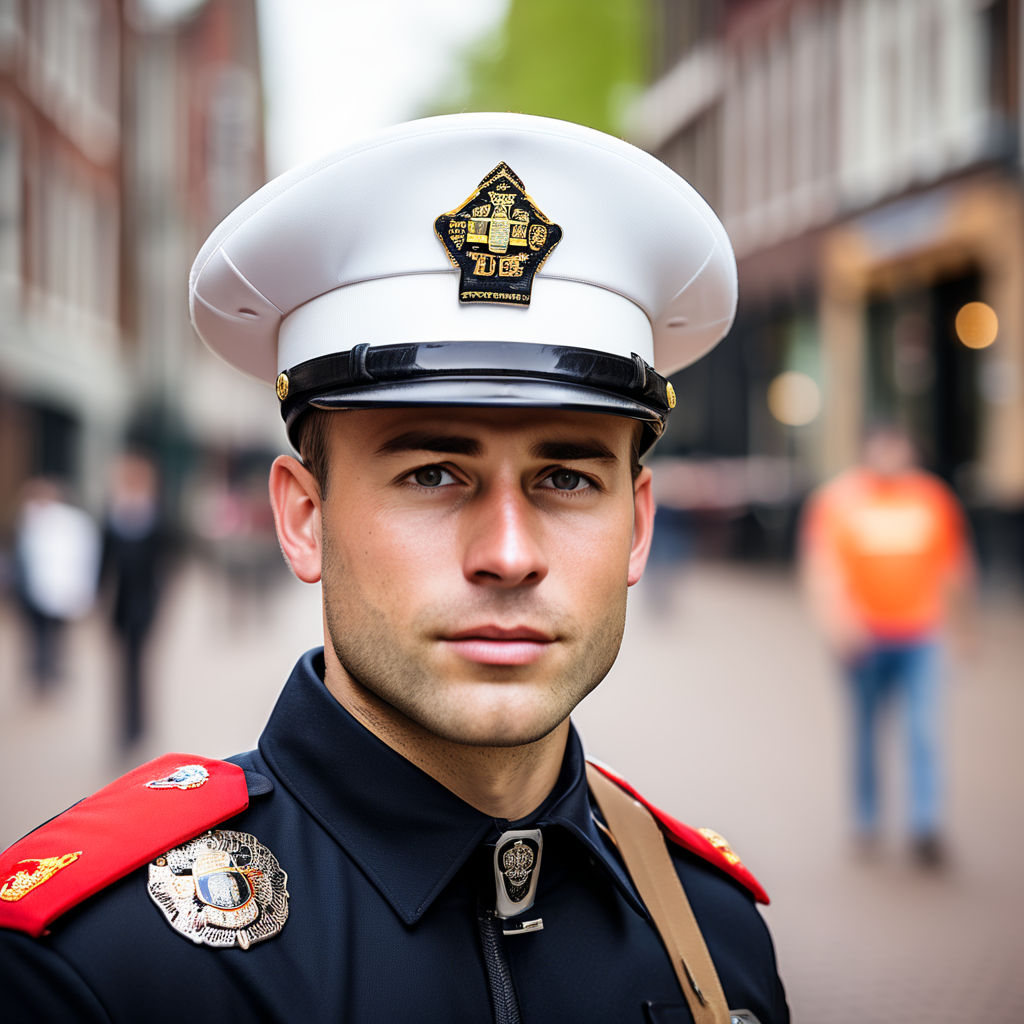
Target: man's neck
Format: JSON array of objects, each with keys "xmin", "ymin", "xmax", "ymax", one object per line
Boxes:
[{"xmin": 322, "ymin": 659, "xmax": 568, "ymax": 821}]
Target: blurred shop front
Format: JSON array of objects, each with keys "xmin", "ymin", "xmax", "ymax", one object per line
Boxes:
[
  {"xmin": 820, "ymin": 176, "xmax": 1024, "ymax": 587},
  {"xmin": 636, "ymin": 0, "xmax": 1024, "ymax": 589},
  {"xmin": 0, "ymin": 0, "xmax": 276, "ymax": 591},
  {"xmin": 651, "ymin": 174, "xmax": 1024, "ymax": 585}
]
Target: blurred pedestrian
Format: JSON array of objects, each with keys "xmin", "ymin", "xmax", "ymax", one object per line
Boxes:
[
  {"xmin": 800, "ymin": 424, "xmax": 975, "ymax": 866},
  {"xmin": 101, "ymin": 451, "xmax": 167, "ymax": 749},
  {"xmin": 12, "ymin": 477, "xmax": 101, "ymax": 694}
]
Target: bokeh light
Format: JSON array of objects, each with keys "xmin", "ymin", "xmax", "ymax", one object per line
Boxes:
[
  {"xmin": 954, "ymin": 301, "xmax": 998, "ymax": 349},
  {"xmin": 766, "ymin": 370, "xmax": 821, "ymax": 426}
]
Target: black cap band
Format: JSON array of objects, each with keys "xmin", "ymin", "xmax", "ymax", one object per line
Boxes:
[{"xmin": 279, "ymin": 341, "xmax": 674, "ymax": 452}]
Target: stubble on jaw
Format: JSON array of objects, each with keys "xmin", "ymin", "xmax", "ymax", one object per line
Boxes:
[{"xmin": 319, "ymin": 526, "xmax": 629, "ymax": 752}]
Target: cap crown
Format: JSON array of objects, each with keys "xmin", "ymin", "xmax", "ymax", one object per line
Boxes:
[{"xmin": 190, "ymin": 112, "xmax": 736, "ymax": 385}]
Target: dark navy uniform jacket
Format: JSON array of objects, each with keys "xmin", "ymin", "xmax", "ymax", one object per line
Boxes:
[{"xmin": 2, "ymin": 649, "xmax": 788, "ymax": 1023}]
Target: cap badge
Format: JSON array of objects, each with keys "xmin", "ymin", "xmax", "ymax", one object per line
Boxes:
[
  {"xmin": 493, "ymin": 828, "xmax": 543, "ymax": 923},
  {"xmin": 435, "ymin": 162, "xmax": 562, "ymax": 306},
  {"xmin": 145, "ymin": 764, "xmax": 209, "ymax": 791},
  {"xmin": 1, "ymin": 851, "xmax": 83, "ymax": 902},
  {"xmin": 148, "ymin": 829, "xmax": 289, "ymax": 949},
  {"xmin": 276, "ymin": 372, "xmax": 289, "ymax": 401}
]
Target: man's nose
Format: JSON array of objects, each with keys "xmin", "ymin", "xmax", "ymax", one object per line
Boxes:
[{"xmin": 461, "ymin": 482, "xmax": 549, "ymax": 588}]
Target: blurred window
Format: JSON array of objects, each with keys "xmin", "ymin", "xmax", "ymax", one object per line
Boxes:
[
  {"xmin": 91, "ymin": 0, "xmax": 120, "ymax": 123},
  {"xmin": 69, "ymin": 175, "xmax": 87, "ymax": 317},
  {"xmin": 984, "ymin": 0, "xmax": 1012, "ymax": 115},
  {"xmin": 44, "ymin": 154, "xmax": 65, "ymax": 302},
  {"xmin": 0, "ymin": 0, "xmax": 21, "ymax": 64},
  {"xmin": 32, "ymin": 402, "xmax": 78, "ymax": 479},
  {"xmin": 914, "ymin": 4, "xmax": 939, "ymax": 154},
  {"xmin": 744, "ymin": 47, "xmax": 767, "ymax": 220},
  {"xmin": 654, "ymin": 0, "xmax": 719, "ymax": 75},
  {"xmin": 95, "ymin": 186, "xmax": 117, "ymax": 323},
  {"xmin": 662, "ymin": 108, "xmax": 719, "ymax": 213},
  {"xmin": 865, "ymin": 268, "xmax": 982, "ymax": 484},
  {"xmin": 42, "ymin": 0, "xmax": 61, "ymax": 100},
  {"xmin": 768, "ymin": 23, "xmax": 790, "ymax": 207},
  {"xmin": 818, "ymin": 5, "xmax": 839, "ymax": 193},
  {"xmin": 206, "ymin": 66, "xmax": 260, "ymax": 220},
  {"xmin": 0, "ymin": 110, "xmax": 21, "ymax": 292},
  {"xmin": 981, "ymin": 0, "xmax": 1015, "ymax": 155},
  {"xmin": 31, "ymin": 151, "xmax": 50, "ymax": 298}
]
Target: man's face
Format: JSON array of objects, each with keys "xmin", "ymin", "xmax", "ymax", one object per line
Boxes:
[
  {"xmin": 312, "ymin": 406, "xmax": 652, "ymax": 749},
  {"xmin": 863, "ymin": 428, "xmax": 916, "ymax": 477}
]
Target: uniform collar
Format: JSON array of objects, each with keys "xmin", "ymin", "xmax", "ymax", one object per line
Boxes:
[{"xmin": 258, "ymin": 649, "xmax": 645, "ymax": 925}]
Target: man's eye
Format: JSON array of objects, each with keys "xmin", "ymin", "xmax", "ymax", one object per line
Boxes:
[
  {"xmin": 411, "ymin": 466, "xmax": 454, "ymax": 488},
  {"xmin": 542, "ymin": 469, "xmax": 589, "ymax": 492}
]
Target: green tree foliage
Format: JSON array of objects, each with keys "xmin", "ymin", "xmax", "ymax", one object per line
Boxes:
[{"xmin": 433, "ymin": 0, "xmax": 651, "ymax": 136}]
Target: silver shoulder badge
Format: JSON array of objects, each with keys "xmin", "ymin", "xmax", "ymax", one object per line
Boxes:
[
  {"xmin": 148, "ymin": 829, "xmax": 289, "ymax": 949},
  {"xmin": 146, "ymin": 764, "xmax": 209, "ymax": 790}
]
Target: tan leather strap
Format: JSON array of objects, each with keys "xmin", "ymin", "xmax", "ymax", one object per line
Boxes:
[{"xmin": 586, "ymin": 764, "xmax": 731, "ymax": 1024}]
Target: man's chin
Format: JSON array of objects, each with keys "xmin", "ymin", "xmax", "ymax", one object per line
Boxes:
[{"xmin": 416, "ymin": 690, "xmax": 569, "ymax": 749}]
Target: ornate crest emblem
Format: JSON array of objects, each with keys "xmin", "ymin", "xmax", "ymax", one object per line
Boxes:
[
  {"xmin": 145, "ymin": 764, "xmax": 210, "ymax": 791},
  {"xmin": 148, "ymin": 830, "xmax": 289, "ymax": 949},
  {"xmin": 493, "ymin": 828, "xmax": 543, "ymax": 920},
  {"xmin": 0, "ymin": 851, "xmax": 82, "ymax": 902},
  {"xmin": 502, "ymin": 841, "xmax": 535, "ymax": 891},
  {"xmin": 434, "ymin": 162, "xmax": 562, "ymax": 306}
]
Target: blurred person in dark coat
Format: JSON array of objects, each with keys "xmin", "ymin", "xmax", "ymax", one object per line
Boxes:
[
  {"xmin": 102, "ymin": 451, "xmax": 167, "ymax": 749},
  {"xmin": 13, "ymin": 477, "xmax": 101, "ymax": 693}
]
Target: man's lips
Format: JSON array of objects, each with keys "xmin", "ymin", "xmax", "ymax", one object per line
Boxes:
[{"xmin": 442, "ymin": 626, "xmax": 555, "ymax": 667}]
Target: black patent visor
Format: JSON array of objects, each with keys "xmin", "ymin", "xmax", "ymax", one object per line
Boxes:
[{"xmin": 279, "ymin": 341, "xmax": 673, "ymax": 452}]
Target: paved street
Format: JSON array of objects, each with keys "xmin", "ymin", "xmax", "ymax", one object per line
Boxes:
[{"xmin": 1, "ymin": 559, "xmax": 1022, "ymax": 1022}]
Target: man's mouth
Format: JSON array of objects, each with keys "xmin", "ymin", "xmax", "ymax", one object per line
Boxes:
[{"xmin": 442, "ymin": 625, "xmax": 555, "ymax": 667}]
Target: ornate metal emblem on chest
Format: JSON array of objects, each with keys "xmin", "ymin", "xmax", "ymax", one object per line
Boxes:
[
  {"xmin": 148, "ymin": 829, "xmax": 288, "ymax": 949},
  {"xmin": 493, "ymin": 828, "xmax": 543, "ymax": 921},
  {"xmin": 434, "ymin": 162, "xmax": 562, "ymax": 306},
  {"xmin": 502, "ymin": 840, "xmax": 535, "ymax": 892}
]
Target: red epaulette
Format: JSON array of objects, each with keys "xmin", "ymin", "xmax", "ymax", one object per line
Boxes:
[
  {"xmin": 0, "ymin": 753, "xmax": 249, "ymax": 937},
  {"xmin": 587, "ymin": 759, "xmax": 770, "ymax": 905}
]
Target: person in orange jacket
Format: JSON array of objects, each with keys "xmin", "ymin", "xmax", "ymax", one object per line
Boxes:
[{"xmin": 801, "ymin": 424, "xmax": 976, "ymax": 866}]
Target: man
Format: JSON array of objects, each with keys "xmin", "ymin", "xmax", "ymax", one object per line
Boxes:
[
  {"xmin": 800, "ymin": 424, "xmax": 975, "ymax": 866},
  {"xmin": 1, "ymin": 114, "xmax": 787, "ymax": 1023},
  {"xmin": 101, "ymin": 450, "xmax": 168, "ymax": 749}
]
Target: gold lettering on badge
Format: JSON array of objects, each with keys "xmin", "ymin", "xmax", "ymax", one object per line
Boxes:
[
  {"xmin": 499, "ymin": 254, "xmax": 528, "ymax": 277},
  {"xmin": 473, "ymin": 253, "xmax": 497, "ymax": 276}
]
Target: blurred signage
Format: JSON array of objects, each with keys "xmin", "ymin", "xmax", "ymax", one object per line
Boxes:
[{"xmin": 852, "ymin": 188, "xmax": 952, "ymax": 262}]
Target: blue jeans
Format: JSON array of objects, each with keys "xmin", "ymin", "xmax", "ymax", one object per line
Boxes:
[{"xmin": 847, "ymin": 638, "xmax": 943, "ymax": 838}]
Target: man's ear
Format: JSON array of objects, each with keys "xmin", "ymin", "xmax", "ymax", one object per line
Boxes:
[
  {"xmin": 268, "ymin": 455, "xmax": 323, "ymax": 584},
  {"xmin": 627, "ymin": 466, "xmax": 655, "ymax": 587}
]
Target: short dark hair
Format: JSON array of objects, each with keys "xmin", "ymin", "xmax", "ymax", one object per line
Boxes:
[
  {"xmin": 294, "ymin": 408, "xmax": 333, "ymax": 496},
  {"xmin": 294, "ymin": 408, "xmax": 644, "ymax": 495}
]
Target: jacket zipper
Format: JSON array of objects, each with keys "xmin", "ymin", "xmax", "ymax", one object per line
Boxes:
[{"xmin": 476, "ymin": 902, "xmax": 522, "ymax": 1024}]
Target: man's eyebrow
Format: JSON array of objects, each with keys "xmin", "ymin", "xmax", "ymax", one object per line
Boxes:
[
  {"xmin": 531, "ymin": 440, "xmax": 619, "ymax": 463},
  {"xmin": 374, "ymin": 431, "xmax": 482, "ymax": 457}
]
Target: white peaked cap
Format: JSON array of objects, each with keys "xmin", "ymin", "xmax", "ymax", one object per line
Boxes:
[{"xmin": 189, "ymin": 112, "xmax": 737, "ymax": 449}]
